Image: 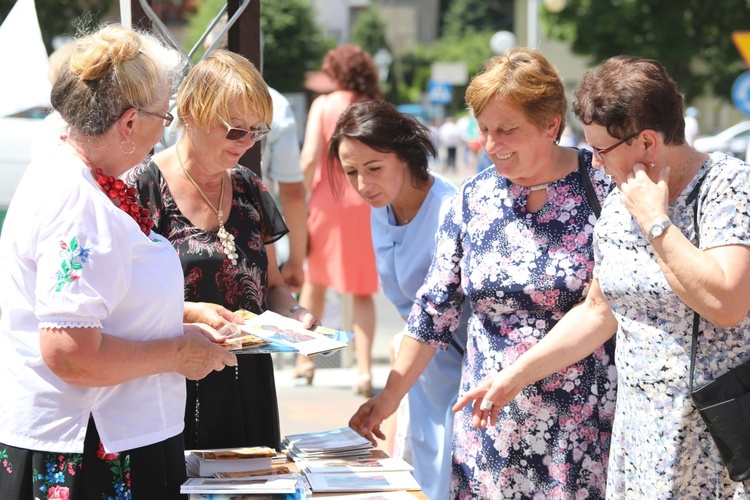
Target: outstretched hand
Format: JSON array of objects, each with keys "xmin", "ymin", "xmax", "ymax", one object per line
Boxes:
[
  {"xmin": 349, "ymin": 391, "xmax": 401, "ymax": 447},
  {"xmin": 619, "ymin": 163, "xmax": 670, "ymax": 234},
  {"xmin": 453, "ymin": 368, "xmax": 528, "ymax": 429}
]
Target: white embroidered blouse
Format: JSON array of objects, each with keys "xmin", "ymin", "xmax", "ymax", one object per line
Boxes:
[{"xmin": 0, "ymin": 140, "xmax": 186, "ymax": 453}]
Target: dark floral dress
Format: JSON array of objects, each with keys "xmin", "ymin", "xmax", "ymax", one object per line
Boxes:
[
  {"xmin": 125, "ymin": 161, "xmax": 288, "ymax": 451},
  {"xmin": 406, "ymin": 152, "xmax": 618, "ymax": 498}
]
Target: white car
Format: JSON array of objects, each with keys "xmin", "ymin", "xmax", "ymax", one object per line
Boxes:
[
  {"xmin": 693, "ymin": 120, "xmax": 750, "ymax": 159},
  {"xmin": 0, "ymin": 115, "xmax": 44, "ymax": 224}
]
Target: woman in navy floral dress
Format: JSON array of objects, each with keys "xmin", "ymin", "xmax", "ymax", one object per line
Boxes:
[{"xmin": 351, "ymin": 49, "xmax": 616, "ymax": 498}]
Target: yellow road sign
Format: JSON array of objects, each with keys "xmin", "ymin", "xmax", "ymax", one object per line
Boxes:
[{"xmin": 732, "ymin": 31, "xmax": 750, "ymax": 67}]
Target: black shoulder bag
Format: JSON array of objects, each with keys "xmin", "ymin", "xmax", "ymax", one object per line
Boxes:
[
  {"xmin": 577, "ymin": 148, "xmax": 601, "ymax": 217},
  {"xmin": 687, "ymin": 176, "xmax": 750, "ymax": 482}
]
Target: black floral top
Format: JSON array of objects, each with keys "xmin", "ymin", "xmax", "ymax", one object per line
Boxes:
[{"xmin": 125, "ymin": 160, "xmax": 288, "ymax": 313}]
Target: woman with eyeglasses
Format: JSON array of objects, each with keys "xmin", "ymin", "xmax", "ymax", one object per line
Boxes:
[
  {"xmin": 0, "ymin": 25, "xmax": 237, "ymax": 499},
  {"xmin": 457, "ymin": 56, "xmax": 750, "ymax": 496},
  {"xmin": 125, "ymin": 50, "xmax": 317, "ymax": 451}
]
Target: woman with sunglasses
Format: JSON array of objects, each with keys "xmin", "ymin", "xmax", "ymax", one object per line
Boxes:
[{"xmin": 125, "ymin": 50, "xmax": 317, "ymax": 451}]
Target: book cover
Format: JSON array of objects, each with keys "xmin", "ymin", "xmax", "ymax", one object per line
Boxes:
[
  {"xmin": 304, "ymin": 471, "xmax": 421, "ymax": 493},
  {"xmin": 180, "ymin": 477, "xmax": 299, "ymax": 494},
  {"xmin": 187, "ymin": 447, "xmax": 275, "ymax": 476},
  {"xmin": 298, "ymin": 455, "xmax": 414, "ymax": 474},
  {"xmin": 237, "ymin": 310, "xmax": 348, "ymax": 356}
]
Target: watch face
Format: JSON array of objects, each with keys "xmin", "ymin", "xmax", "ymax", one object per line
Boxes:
[{"xmin": 652, "ymin": 226, "xmax": 664, "ymax": 238}]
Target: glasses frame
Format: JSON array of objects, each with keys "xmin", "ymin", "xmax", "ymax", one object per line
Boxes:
[
  {"xmin": 139, "ymin": 109, "xmax": 174, "ymax": 127},
  {"xmin": 592, "ymin": 131, "xmax": 640, "ymax": 161},
  {"xmin": 218, "ymin": 117, "xmax": 271, "ymax": 142}
]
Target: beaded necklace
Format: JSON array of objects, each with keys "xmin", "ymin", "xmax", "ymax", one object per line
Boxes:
[
  {"xmin": 94, "ymin": 169, "xmax": 154, "ymax": 235},
  {"xmin": 176, "ymin": 144, "xmax": 238, "ymax": 265}
]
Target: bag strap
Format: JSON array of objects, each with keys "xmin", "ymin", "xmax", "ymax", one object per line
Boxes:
[
  {"xmin": 687, "ymin": 174, "xmax": 707, "ymax": 392},
  {"xmin": 578, "ymin": 148, "xmax": 601, "ymax": 218}
]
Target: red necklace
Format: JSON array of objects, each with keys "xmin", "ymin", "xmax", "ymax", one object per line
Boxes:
[{"xmin": 94, "ymin": 168, "xmax": 154, "ymax": 235}]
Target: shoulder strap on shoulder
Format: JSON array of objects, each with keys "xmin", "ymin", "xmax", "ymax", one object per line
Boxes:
[{"xmin": 577, "ymin": 148, "xmax": 601, "ymax": 218}]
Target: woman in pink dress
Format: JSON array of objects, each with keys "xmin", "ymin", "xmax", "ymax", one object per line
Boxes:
[{"xmin": 298, "ymin": 45, "xmax": 383, "ymax": 395}]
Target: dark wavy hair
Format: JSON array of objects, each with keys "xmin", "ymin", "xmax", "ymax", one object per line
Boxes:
[
  {"xmin": 327, "ymin": 100, "xmax": 436, "ymax": 196},
  {"xmin": 322, "ymin": 44, "xmax": 383, "ymax": 100},
  {"xmin": 573, "ymin": 56, "xmax": 686, "ymax": 145}
]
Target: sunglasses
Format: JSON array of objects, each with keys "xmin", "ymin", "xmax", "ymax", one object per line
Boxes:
[
  {"xmin": 139, "ymin": 109, "xmax": 174, "ymax": 127},
  {"xmin": 219, "ymin": 117, "xmax": 271, "ymax": 142}
]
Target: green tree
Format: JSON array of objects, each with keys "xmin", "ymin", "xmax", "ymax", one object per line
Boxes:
[
  {"xmin": 185, "ymin": 0, "xmax": 333, "ymax": 93},
  {"xmin": 0, "ymin": 0, "xmax": 115, "ymax": 54},
  {"xmin": 351, "ymin": 5, "xmax": 388, "ymax": 56},
  {"xmin": 442, "ymin": 0, "xmax": 512, "ymax": 39},
  {"xmin": 399, "ymin": 30, "xmax": 495, "ymax": 110},
  {"xmin": 541, "ymin": 0, "xmax": 750, "ymax": 103}
]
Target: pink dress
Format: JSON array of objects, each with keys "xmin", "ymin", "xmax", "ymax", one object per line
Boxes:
[{"xmin": 305, "ymin": 90, "xmax": 378, "ymax": 295}]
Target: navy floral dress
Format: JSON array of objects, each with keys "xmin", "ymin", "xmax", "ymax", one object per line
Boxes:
[
  {"xmin": 406, "ymin": 151, "xmax": 618, "ymax": 499},
  {"xmin": 126, "ymin": 161, "xmax": 288, "ymax": 451}
]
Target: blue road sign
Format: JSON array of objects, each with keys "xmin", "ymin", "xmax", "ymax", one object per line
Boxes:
[
  {"xmin": 427, "ymin": 80, "xmax": 452, "ymax": 104},
  {"xmin": 731, "ymin": 71, "xmax": 750, "ymax": 116}
]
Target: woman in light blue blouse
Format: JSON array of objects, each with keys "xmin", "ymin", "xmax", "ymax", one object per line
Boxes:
[{"xmin": 333, "ymin": 100, "xmax": 466, "ymax": 500}]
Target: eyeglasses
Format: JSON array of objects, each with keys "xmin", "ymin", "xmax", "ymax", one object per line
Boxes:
[
  {"xmin": 139, "ymin": 109, "xmax": 174, "ymax": 127},
  {"xmin": 592, "ymin": 131, "xmax": 640, "ymax": 161},
  {"xmin": 219, "ymin": 117, "xmax": 271, "ymax": 142}
]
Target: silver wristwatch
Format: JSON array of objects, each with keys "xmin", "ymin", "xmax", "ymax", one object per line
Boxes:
[{"xmin": 647, "ymin": 220, "xmax": 672, "ymax": 243}]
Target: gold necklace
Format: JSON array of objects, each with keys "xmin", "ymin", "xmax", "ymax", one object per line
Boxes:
[
  {"xmin": 176, "ymin": 144, "xmax": 238, "ymax": 265},
  {"xmin": 670, "ymin": 148, "xmax": 697, "ymax": 202}
]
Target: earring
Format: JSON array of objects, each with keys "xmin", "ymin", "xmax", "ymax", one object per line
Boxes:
[
  {"xmin": 649, "ymin": 162, "xmax": 656, "ymax": 169},
  {"xmin": 120, "ymin": 140, "xmax": 136, "ymax": 155}
]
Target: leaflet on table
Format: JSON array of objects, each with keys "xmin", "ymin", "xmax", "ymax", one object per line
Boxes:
[
  {"xmin": 308, "ymin": 492, "xmax": 416, "ymax": 500},
  {"xmin": 304, "ymin": 470, "xmax": 421, "ymax": 493},
  {"xmin": 234, "ymin": 310, "xmax": 349, "ymax": 356}
]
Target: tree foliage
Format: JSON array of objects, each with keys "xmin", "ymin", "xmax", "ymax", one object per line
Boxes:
[
  {"xmin": 441, "ymin": 0, "xmax": 512, "ymax": 39},
  {"xmin": 0, "ymin": 0, "xmax": 115, "ymax": 53},
  {"xmin": 185, "ymin": 0, "xmax": 333, "ymax": 93},
  {"xmin": 541, "ymin": 0, "xmax": 750, "ymax": 103},
  {"xmin": 398, "ymin": 30, "xmax": 496, "ymax": 110},
  {"xmin": 350, "ymin": 5, "xmax": 388, "ymax": 56}
]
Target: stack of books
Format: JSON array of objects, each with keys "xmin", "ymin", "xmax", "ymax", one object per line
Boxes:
[
  {"xmin": 280, "ymin": 427, "xmax": 373, "ymax": 460},
  {"xmin": 299, "ymin": 451, "xmax": 420, "ymax": 494},
  {"xmin": 186, "ymin": 446, "xmax": 277, "ymax": 477},
  {"xmin": 182, "ymin": 446, "xmax": 308, "ymax": 499},
  {"xmin": 283, "ymin": 429, "xmax": 422, "ymax": 495}
]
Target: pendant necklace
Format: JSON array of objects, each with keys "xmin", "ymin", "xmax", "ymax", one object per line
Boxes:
[{"xmin": 176, "ymin": 144, "xmax": 238, "ymax": 265}]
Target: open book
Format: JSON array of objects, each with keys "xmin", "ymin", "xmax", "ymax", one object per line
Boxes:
[{"xmin": 228, "ymin": 310, "xmax": 349, "ymax": 356}]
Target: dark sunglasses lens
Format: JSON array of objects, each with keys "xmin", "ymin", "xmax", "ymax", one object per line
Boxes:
[
  {"xmin": 226, "ymin": 128, "xmax": 249, "ymax": 141},
  {"xmin": 250, "ymin": 129, "xmax": 270, "ymax": 141}
]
